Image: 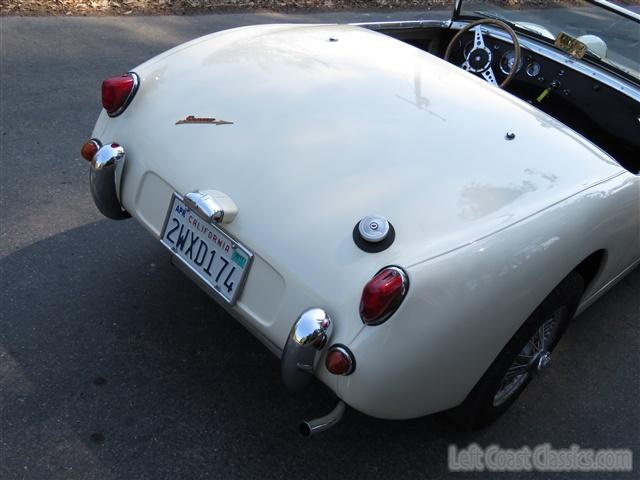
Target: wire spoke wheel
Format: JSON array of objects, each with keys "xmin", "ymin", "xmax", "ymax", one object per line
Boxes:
[
  {"xmin": 492, "ymin": 307, "xmax": 565, "ymax": 407},
  {"xmin": 451, "ymin": 272, "xmax": 584, "ymax": 429}
]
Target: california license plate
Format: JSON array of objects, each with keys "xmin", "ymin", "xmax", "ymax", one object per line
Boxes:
[{"xmin": 160, "ymin": 194, "xmax": 253, "ymax": 305}]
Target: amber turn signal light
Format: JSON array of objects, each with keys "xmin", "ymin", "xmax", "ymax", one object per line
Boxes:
[{"xmin": 80, "ymin": 139, "xmax": 101, "ymax": 162}]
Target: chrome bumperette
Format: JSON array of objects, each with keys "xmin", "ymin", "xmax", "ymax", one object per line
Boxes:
[
  {"xmin": 281, "ymin": 308, "xmax": 333, "ymax": 391},
  {"xmin": 89, "ymin": 143, "xmax": 130, "ymax": 220}
]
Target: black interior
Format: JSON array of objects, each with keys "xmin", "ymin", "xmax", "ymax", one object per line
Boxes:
[{"xmin": 380, "ymin": 25, "xmax": 640, "ymax": 174}]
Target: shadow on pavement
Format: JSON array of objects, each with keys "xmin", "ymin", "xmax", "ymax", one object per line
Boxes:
[
  {"xmin": 0, "ymin": 220, "xmax": 460, "ymax": 479},
  {"xmin": 1, "ymin": 219, "xmax": 638, "ymax": 479}
]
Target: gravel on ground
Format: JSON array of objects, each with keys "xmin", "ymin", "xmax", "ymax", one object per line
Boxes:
[{"xmin": 5, "ymin": 0, "xmax": 631, "ymax": 16}]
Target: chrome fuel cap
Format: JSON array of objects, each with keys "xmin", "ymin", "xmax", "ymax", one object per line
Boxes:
[
  {"xmin": 353, "ymin": 215, "xmax": 395, "ymax": 253},
  {"xmin": 358, "ymin": 215, "xmax": 390, "ymax": 243}
]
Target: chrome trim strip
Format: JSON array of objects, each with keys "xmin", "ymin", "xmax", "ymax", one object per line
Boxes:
[
  {"xmin": 89, "ymin": 143, "xmax": 130, "ymax": 220},
  {"xmin": 452, "ymin": 0, "xmax": 639, "ymax": 23},
  {"xmin": 576, "ymin": 255, "xmax": 640, "ymax": 315},
  {"xmin": 586, "ymin": 0, "xmax": 640, "ymax": 22},
  {"xmin": 281, "ymin": 308, "xmax": 333, "ymax": 391},
  {"xmin": 352, "ymin": 19, "xmax": 451, "ymax": 31},
  {"xmin": 451, "ymin": 21, "xmax": 640, "ymax": 102},
  {"xmin": 107, "ymin": 72, "xmax": 140, "ymax": 118}
]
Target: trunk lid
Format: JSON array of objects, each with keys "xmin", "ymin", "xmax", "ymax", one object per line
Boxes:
[{"xmin": 94, "ymin": 23, "xmax": 622, "ymax": 338}]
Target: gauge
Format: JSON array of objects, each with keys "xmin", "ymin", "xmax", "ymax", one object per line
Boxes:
[
  {"xmin": 499, "ymin": 50, "xmax": 522, "ymax": 75},
  {"xmin": 526, "ymin": 62, "xmax": 541, "ymax": 77}
]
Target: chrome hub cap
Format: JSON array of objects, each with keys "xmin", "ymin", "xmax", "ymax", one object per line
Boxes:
[
  {"xmin": 534, "ymin": 351, "xmax": 552, "ymax": 373},
  {"xmin": 493, "ymin": 308, "xmax": 564, "ymax": 407}
]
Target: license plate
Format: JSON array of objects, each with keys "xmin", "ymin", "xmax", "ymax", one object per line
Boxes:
[{"xmin": 160, "ymin": 194, "xmax": 253, "ymax": 305}]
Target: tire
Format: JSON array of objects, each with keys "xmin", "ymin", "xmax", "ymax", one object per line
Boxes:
[{"xmin": 450, "ymin": 271, "xmax": 585, "ymax": 430}]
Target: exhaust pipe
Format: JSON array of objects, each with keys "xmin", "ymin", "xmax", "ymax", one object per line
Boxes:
[{"xmin": 299, "ymin": 400, "xmax": 346, "ymax": 437}]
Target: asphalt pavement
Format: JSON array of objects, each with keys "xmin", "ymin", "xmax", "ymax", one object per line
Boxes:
[{"xmin": 1, "ymin": 9, "xmax": 639, "ymax": 480}]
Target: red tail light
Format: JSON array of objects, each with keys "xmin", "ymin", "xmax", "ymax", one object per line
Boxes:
[
  {"xmin": 102, "ymin": 73, "xmax": 138, "ymax": 117},
  {"xmin": 325, "ymin": 345, "xmax": 355, "ymax": 375},
  {"xmin": 359, "ymin": 267, "xmax": 408, "ymax": 325}
]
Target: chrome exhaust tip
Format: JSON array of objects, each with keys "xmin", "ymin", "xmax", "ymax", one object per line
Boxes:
[{"xmin": 298, "ymin": 400, "xmax": 345, "ymax": 437}]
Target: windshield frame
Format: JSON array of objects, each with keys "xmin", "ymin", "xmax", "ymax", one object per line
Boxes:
[
  {"xmin": 454, "ymin": 0, "xmax": 640, "ymax": 22},
  {"xmin": 451, "ymin": 0, "xmax": 640, "ymax": 84}
]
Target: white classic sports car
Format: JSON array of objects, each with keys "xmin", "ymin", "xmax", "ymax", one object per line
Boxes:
[{"xmin": 82, "ymin": 0, "xmax": 639, "ymax": 435}]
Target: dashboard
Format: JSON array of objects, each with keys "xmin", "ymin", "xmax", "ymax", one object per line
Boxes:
[
  {"xmin": 447, "ymin": 30, "xmax": 640, "ymax": 173},
  {"xmin": 452, "ymin": 33, "xmax": 580, "ymax": 98}
]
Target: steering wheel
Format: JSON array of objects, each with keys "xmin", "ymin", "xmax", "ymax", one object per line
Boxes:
[{"xmin": 444, "ymin": 18, "xmax": 522, "ymax": 89}]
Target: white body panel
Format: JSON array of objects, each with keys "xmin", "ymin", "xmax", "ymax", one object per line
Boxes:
[{"xmin": 92, "ymin": 24, "xmax": 640, "ymax": 419}]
